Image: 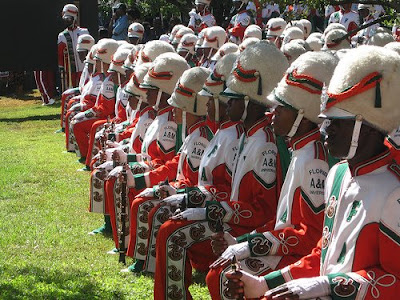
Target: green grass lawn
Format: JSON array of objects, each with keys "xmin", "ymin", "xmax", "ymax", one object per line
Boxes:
[{"xmin": 0, "ymin": 92, "xmax": 211, "ymax": 299}]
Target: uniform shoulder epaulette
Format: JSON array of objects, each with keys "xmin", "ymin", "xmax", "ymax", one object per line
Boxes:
[
  {"xmin": 313, "ymin": 140, "xmax": 328, "ymax": 162},
  {"xmin": 388, "ymin": 161, "xmax": 400, "ymax": 181},
  {"xmin": 263, "ymin": 126, "xmax": 275, "ymax": 143}
]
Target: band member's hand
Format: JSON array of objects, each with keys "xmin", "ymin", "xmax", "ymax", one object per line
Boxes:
[
  {"xmin": 225, "ymin": 269, "xmax": 269, "ymax": 298},
  {"xmin": 265, "ymin": 276, "xmax": 330, "ymax": 300},
  {"xmin": 210, "ymin": 231, "xmax": 237, "ymax": 257}
]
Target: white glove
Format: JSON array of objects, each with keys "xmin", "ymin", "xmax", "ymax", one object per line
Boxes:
[
  {"xmin": 136, "ymin": 187, "xmax": 156, "ymax": 198},
  {"xmin": 159, "ymin": 184, "xmax": 177, "ymax": 196},
  {"xmin": 162, "ymin": 194, "xmax": 186, "ymax": 207},
  {"xmin": 221, "ymin": 242, "xmax": 250, "ymax": 262},
  {"xmin": 189, "ymin": 8, "xmax": 197, "ymax": 17},
  {"xmin": 210, "ymin": 241, "xmax": 250, "ymax": 268},
  {"xmin": 108, "ymin": 166, "xmax": 122, "ymax": 178},
  {"xmin": 106, "ymin": 140, "xmax": 120, "ymax": 148},
  {"xmin": 95, "ymin": 128, "xmax": 105, "ymax": 140},
  {"xmin": 171, "ymin": 208, "xmax": 206, "ymax": 221},
  {"xmin": 265, "ymin": 276, "xmax": 330, "ymax": 299}
]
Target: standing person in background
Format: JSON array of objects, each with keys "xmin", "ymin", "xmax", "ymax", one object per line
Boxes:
[
  {"xmin": 188, "ymin": 0, "xmax": 216, "ymax": 35},
  {"xmin": 109, "ymin": 3, "xmax": 129, "ymax": 41},
  {"xmin": 58, "ymin": 4, "xmax": 90, "ymax": 93}
]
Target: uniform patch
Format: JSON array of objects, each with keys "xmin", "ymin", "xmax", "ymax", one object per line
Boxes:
[
  {"xmin": 102, "ymin": 80, "xmax": 116, "ymax": 100},
  {"xmin": 157, "ymin": 121, "xmax": 177, "ymax": 153}
]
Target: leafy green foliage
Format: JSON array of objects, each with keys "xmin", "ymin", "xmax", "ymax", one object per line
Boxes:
[{"xmin": 0, "ymin": 95, "xmax": 211, "ymax": 299}]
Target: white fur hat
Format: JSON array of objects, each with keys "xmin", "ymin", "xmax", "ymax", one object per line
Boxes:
[
  {"xmin": 77, "ymin": 34, "xmax": 95, "ymax": 52},
  {"xmin": 136, "ymin": 40, "xmax": 175, "ymax": 65},
  {"xmin": 172, "ymin": 27, "xmax": 195, "ymax": 45},
  {"xmin": 202, "ymin": 26, "xmax": 227, "ymax": 49},
  {"xmin": 323, "ymin": 23, "xmax": 346, "ymax": 38},
  {"xmin": 62, "ymin": 4, "xmax": 78, "ymax": 20},
  {"xmin": 244, "ymin": 25, "xmax": 262, "ymax": 40},
  {"xmin": 170, "ymin": 24, "xmax": 185, "ymax": 42},
  {"xmin": 375, "ymin": 27, "xmax": 392, "ymax": 34},
  {"xmin": 108, "ymin": 48, "xmax": 131, "ymax": 75},
  {"xmin": 322, "ymin": 29, "xmax": 350, "ymax": 51},
  {"xmin": 118, "ymin": 43, "xmax": 135, "ymax": 51},
  {"xmin": 298, "ymin": 19, "xmax": 312, "ymax": 38},
  {"xmin": 291, "ymin": 39, "xmax": 312, "ymax": 51},
  {"xmin": 211, "ymin": 42, "xmax": 239, "ymax": 61},
  {"xmin": 200, "ymin": 52, "xmax": 239, "ymax": 103},
  {"xmin": 128, "ymin": 22, "xmax": 145, "ymax": 39},
  {"xmin": 321, "ymin": 45, "xmax": 400, "ymax": 133},
  {"xmin": 222, "ymin": 41, "xmax": 289, "ymax": 106},
  {"xmin": 95, "ymin": 38, "xmax": 120, "ymax": 64},
  {"xmin": 366, "ymin": 32, "xmax": 395, "ymax": 47},
  {"xmin": 85, "ymin": 44, "xmax": 98, "ymax": 65},
  {"xmin": 159, "ymin": 34, "xmax": 170, "ymax": 43},
  {"xmin": 282, "ymin": 42, "xmax": 308, "ymax": 65},
  {"xmin": 239, "ymin": 37, "xmax": 259, "ymax": 52},
  {"xmin": 266, "ymin": 18, "xmax": 287, "ymax": 37},
  {"xmin": 286, "ymin": 21, "xmax": 305, "ymax": 36},
  {"xmin": 196, "ymin": 28, "xmax": 207, "ymax": 49},
  {"xmin": 281, "ymin": 27, "xmax": 304, "ymax": 49},
  {"xmin": 125, "ymin": 62, "xmax": 152, "ymax": 100},
  {"xmin": 268, "ymin": 51, "xmax": 338, "ymax": 124},
  {"xmin": 123, "ymin": 46, "xmax": 138, "ymax": 70},
  {"xmin": 140, "ymin": 53, "xmax": 189, "ymax": 95},
  {"xmin": 306, "ymin": 35, "xmax": 323, "ymax": 51},
  {"xmin": 195, "ymin": 0, "xmax": 212, "ymax": 6},
  {"xmin": 384, "ymin": 42, "xmax": 400, "ymax": 56},
  {"xmin": 177, "ymin": 33, "xmax": 198, "ymax": 55},
  {"xmin": 168, "ymin": 67, "xmax": 211, "ymax": 116}
]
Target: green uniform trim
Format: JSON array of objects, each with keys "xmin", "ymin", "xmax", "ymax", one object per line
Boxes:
[
  {"xmin": 264, "ymin": 270, "xmax": 286, "ymax": 289},
  {"xmin": 380, "ymin": 222, "xmax": 400, "ymax": 245},
  {"xmin": 134, "ymin": 174, "xmax": 146, "ymax": 190},
  {"xmin": 301, "ymin": 190, "xmax": 325, "ymax": 214},
  {"xmin": 236, "ymin": 233, "xmax": 250, "ymax": 243},
  {"xmin": 321, "ymin": 163, "xmax": 348, "ymax": 264},
  {"xmin": 127, "ymin": 154, "xmax": 137, "ymax": 163}
]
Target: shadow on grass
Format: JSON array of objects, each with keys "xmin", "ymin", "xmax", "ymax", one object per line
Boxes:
[
  {"xmin": 0, "ymin": 114, "xmax": 60, "ymax": 123},
  {"xmin": 0, "ymin": 265, "xmax": 126, "ymax": 300}
]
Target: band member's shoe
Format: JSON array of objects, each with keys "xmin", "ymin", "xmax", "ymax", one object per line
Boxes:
[
  {"xmin": 120, "ymin": 260, "xmax": 144, "ymax": 273},
  {"xmin": 88, "ymin": 215, "xmax": 112, "ymax": 236}
]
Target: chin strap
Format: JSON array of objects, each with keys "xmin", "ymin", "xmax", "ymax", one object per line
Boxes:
[
  {"xmin": 287, "ymin": 109, "xmax": 304, "ymax": 138},
  {"xmin": 214, "ymin": 97, "xmax": 219, "ymax": 123},
  {"xmin": 241, "ymin": 96, "xmax": 250, "ymax": 121},
  {"xmin": 182, "ymin": 111, "xmax": 187, "ymax": 143},
  {"xmin": 117, "ymin": 73, "xmax": 121, "ymax": 86},
  {"xmin": 345, "ymin": 115, "xmax": 363, "ymax": 160},
  {"xmin": 101, "ymin": 62, "xmax": 104, "ymax": 74},
  {"xmin": 153, "ymin": 90, "xmax": 163, "ymax": 111}
]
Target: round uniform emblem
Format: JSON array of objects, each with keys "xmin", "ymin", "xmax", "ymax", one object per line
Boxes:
[
  {"xmin": 326, "ymin": 195, "xmax": 337, "ymax": 218},
  {"xmin": 321, "ymin": 226, "xmax": 331, "ymax": 249}
]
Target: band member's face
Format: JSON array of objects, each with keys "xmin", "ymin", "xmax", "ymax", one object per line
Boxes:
[
  {"xmin": 324, "ymin": 118, "xmax": 355, "ymax": 158},
  {"xmin": 128, "ymin": 95, "xmax": 140, "ymax": 109},
  {"xmin": 146, "ymin": 88, "xmax": 160, "ymax": 106},
  {"xmin": 271, "ymin": 105, "xmax": 298, "ymax": 136},
  {"xmin": 173, "ymin": 107, "xmax": 183, "ymax": 124},
  {"xmin": 128, "ymin": 37, "xmax": 139, "ymax": 45},
  {"xmin": 226, "ymin": 97, "xmax": 245, "ymax": 122},
  {"xmin": 196, "ymin": 4, "xmax": 205, "ymax": 13},
  {"xmin": 63, "ymin": 16, "xmax": 74, "ymax": 27},
  {"xmin": 78, "ymin": 50, "xmax": 88, "ymax": 63}
]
